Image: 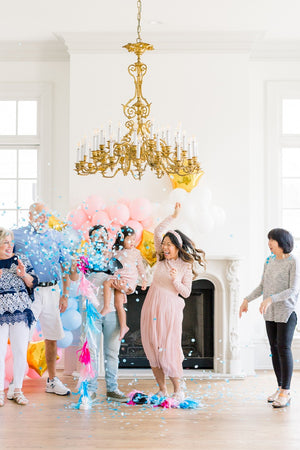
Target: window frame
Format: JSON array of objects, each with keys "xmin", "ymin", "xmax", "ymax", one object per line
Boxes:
[
  {"xmin": 265, "ymin": 81, "xmax": 300, "ymax": 236},
  {"xmin": 0, "ymin": 83, "xmax": 52, "ymax": 217}
]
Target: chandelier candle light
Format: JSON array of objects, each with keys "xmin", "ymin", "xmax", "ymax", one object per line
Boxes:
[{"xmin": 75, "ymin": 0, "xmax": 203, "ymax": 180}]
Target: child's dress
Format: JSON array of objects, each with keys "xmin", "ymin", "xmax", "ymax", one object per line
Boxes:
[
  {"xmin": 140, "ymin": 216, "xmax": 193, "ymax": 378},
  {"xmin": 109, "ymin": 247, "xmax": 146, "ymax": 300}
]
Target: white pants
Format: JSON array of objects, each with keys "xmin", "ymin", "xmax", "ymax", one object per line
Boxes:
[{"xmin": 0, "ymin": 322, "xmax": 29, "ymax": 391}]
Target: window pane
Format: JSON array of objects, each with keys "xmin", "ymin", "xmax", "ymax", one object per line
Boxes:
[
  {"xmin": 0, "ymin": 101, "xmax": 16, "ymax": 135},
  {"xmin": 0, "ymin": 149, "xmax": 17, "ymax": 178},
  {"xmin": 282, "ymin": 148, "xmax": 300, "ymax": 177},
  {"xmin": 282, "ymin": 209, "xmax": 300, "ymax": 238},
  {"xmin": 0, "ymin": 180, "xmax": 17, "ymax": 208},
  {"xmin": 282, "ymin": 99, "xmax": 300, "ymax": 134},
  {"xmin": 18, "ymin": 209, "xmax": 29, "ymax": 226},
  {"xmin": 18, "ymin": 101, "xmax": 37, "ymax": 135},
  {"xmin": 18, "ymin": 180, "xmax": 36, "ymax": 209},
  {"xmin": 282, "ymin": 179, "xmax": 300, "ymax": 208},
  {"xmin": 0, "ymin": 210, "xmax": 17, "ymax": 229},
  {"xmin": 18, "ymin": 149, "xmax": 37, "ymax": 178}
]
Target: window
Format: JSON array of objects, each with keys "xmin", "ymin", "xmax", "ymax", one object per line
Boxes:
[
  {"xmin": 266, "ymin": 82, "xmax": 300, "ymax": 252},
  {"xmin": 0, "ymin": 101, "xmax": 38, "ymax": 227},
  {"xmin": 0, "ymin": 84, "xmax": 52, "ymax": 229}
]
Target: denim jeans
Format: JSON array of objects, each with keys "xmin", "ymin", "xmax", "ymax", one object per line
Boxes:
[{"xmin": 87, "ymin": 311, "xmax": 121, "ymax": 393}]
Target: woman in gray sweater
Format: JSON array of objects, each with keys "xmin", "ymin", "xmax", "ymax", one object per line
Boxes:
[{"xmin": 239, "ymin": 228, "xmax": 300, "ymax": 408}]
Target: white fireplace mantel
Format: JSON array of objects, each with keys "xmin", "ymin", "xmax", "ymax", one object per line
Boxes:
[{"xmin": 201, "ymin": 255, "xmax": 243, "ymax": 375}]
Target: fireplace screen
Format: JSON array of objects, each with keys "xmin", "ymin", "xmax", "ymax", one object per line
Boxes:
[{"xmin": 119, "ymin": 279, "xmax": 214, "ymax": 369}]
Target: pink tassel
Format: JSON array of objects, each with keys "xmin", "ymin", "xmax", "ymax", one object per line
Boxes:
[
  {"xmin": 78, "ymin": 275, "xmax": 99, "ymax": 307},
  {"xmin": 77, "ymin": 256, "xmax": 89, "ymax": 274},
  {"xmin": 77, "ymin": 340, "xmax": 91, "ymax": 365},
  {"xmin": 160, "ymin": 397, "xmax": 177, "ymax": 408}
]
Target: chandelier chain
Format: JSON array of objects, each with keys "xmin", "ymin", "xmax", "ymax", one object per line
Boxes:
[{"xmin": 136, "ymin": 0, "xmax": 142, "ymax": 43}]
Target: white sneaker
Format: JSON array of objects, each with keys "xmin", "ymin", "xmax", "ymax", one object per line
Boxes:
[
  {"xmin": 7, "ymin": 382, "xmax": 14, "ymax": 400},
  {"xmin": 46, "ymin": 377, "xmax": 70, "ymax": 396}
]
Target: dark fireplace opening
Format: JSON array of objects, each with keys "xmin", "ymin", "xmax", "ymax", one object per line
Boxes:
[{"xmin": 119, "ymin": 279, "xmax": 214, "ymax": 369}]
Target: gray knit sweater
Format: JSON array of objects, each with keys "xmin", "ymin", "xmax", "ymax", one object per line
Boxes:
[{"xmin": 245, "ymin": 254, "xmax": 300, "ymax": 323}]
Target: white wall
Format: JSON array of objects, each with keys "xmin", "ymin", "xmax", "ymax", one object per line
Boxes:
[
  {"xmin": 3, "ymin": 47, "xmax": 300, "ymax": 370},
  {"xmin": 0, "ymin": 60, "xmax": 70, "ymax": 214}
]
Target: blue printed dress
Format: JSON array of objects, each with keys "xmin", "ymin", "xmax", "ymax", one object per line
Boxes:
[{"xmin": 0, "ymin": 254, "xmax": 38, "ymax": 328}]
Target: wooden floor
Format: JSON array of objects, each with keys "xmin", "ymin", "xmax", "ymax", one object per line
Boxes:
[{"xmin": 1, "ymin": 370, "xmax": 300, "ymax": 449}]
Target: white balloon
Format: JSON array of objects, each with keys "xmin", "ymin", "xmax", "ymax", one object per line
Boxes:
[
  {"xmin": 211, "ymin": 205, "xmax": 226, "ymax": 227},
  {"xmin": 197, "ymin": 211, "xmax": 215, "ymax": 234},
  {"xmin": 190, "ymin": 185, "xmax": 212, "ymax": 209},
  {"xmin": 168, "ymin": 188, "xmax": 188, "ymax": 205}
]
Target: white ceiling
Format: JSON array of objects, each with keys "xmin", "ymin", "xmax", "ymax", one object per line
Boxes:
[{"xmin": 1, "ymin": 0, "xmax": 300, "ymax": 42}]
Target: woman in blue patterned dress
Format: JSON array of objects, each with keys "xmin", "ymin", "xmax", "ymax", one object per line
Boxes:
[{"xmin": 0, "ymin": 227, "xmax": 38, "ymax": 406}]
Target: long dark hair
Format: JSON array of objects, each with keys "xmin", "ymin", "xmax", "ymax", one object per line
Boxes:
[
  {"xmin": 158, "ymin": 229, "xmax": 206, "ymax": 277},
  {"xmin": 113, "ymin": 226, "xmax": 135, "ymax": 251}
]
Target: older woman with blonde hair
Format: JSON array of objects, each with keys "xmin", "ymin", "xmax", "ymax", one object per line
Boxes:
[{"xmin": 0, "ymin": 227, "xmax": 38, "ymax": 406}]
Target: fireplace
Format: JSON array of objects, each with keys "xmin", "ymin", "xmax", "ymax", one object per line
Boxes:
[
  {"xmin": 63, "ymin": 255, "xmax": 244, "ymax": 377},
  {"xmin": 119, "ymin": 279, "xmax": 214, "ymax": 369}
]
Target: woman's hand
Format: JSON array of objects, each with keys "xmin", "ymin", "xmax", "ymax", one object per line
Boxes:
[
  {"xmin": 16, "ymin": 259, "xmax": 26, "ymax": 278},
  {"xmin": 172, "ymin": 202, "xmax": 181, "ymax": 219},
  {"xmin": 239, "ymin": 299, "xmax": 248, "ymax": 318},
  {"xmin": 141, "ymin": 280, "xmax": 147, "ymax": 290},
  {"xmin": 259, "ymin": 297, "xmax": 272, "ymax": 315},
  {"xmin": 169, "ymin": 267, "xmax": 177, "ymax": 280}
]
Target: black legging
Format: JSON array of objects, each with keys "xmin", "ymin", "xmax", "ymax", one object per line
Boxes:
[{"xmin": 265, "ymin": 312, "xmax": 297, "ymax": 390}]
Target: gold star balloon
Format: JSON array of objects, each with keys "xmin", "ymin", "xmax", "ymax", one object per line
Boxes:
[
  {"xmin": 137, "ymin": 230, "xmax": 157, "ymax": 267},
  {"xmin": 168, "ymin": 171, "xmax": 204, "ymax": 193}
]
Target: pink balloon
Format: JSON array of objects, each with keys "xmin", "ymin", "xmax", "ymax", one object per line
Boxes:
[
  {"xmin": 107, "ymin": 203, "xmax": 130, "ymax": 224},
  {"xmin": 5, "ymin": 344, "xmax": 12, "ymax": 361},
  {"xmin": 82, "ymin": 195, "xmax": 106, "ymax": 218},
  {"xmin": 67, "ymin": 208, "xmax": 88, "ymax": 230},
  {"xmin": 27, "ymin": 368, "xmax": 41, "ymax": 379},
  {"xmin": 129, "ymin": 198, "xmax": 152, "ymax": 221},
  {"xmin": 91, "ymin": 210, "xmax": 110, "ymax": 228},
  {"xmin": 141, "ymin": 216, "xmax": 153, "ymax": 230},
  {"xmin": 5, "ymin": 356, "xmax": 14, "ymax": 382},
  {"xmin": 126, "ymin": 219, "xmax": 143, "ymax": 245},
  {"xmin": 118, "ymin": 198, "xmax": 130, "ymax": 207},
  {"xmin": 31, "ymin": 328, "xmax": 43, "ymax": 342}
]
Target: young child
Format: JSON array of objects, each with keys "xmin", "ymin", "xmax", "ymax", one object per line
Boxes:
[{"xmin": 101, "ymin": 226, "xmax": 147, "ymax": 340}]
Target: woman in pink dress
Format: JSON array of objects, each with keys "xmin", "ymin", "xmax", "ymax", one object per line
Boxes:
[{"xmin": 141, "ymin": 203, "xmax": 205, "ymax": 401}]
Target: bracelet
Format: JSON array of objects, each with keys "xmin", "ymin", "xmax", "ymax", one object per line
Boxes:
[{"xmin": 63, "ymin": 294, "xmax": 69, "ymax": 298}]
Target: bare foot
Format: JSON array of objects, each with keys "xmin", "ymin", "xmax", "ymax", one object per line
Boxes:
[
  {"xmin": 100, "ymin": 307, "xmax": 112, "ymax": 317},
  {"xmin": 119, "ymin": 325, "xmax": 129, "ymax": 341}
]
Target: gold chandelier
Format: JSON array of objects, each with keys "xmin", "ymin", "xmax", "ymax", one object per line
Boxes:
[{"xmin": 75, "ymin": 0, "xmax": 203, "ymax": 180}]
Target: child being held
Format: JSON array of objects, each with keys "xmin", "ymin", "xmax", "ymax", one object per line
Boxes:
[{"xmin": 101, "ymin": 226, "xmax": 147, "ymax": 340}]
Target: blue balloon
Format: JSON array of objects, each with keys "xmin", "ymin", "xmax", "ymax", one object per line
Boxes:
[
  {"xmin": 61, "ymin": 309, "xmax": 82, "ymax": 331},
  {"xmin": 66, "ymin": 297, "xmax": 79, "ymax": 311},
  {"xmin": 72, "ymin": 327, "xmax": 81, "ymax": 346},
  {"xmin": 68, "ymin": 282, "xmax": 79, "ymax": 298},
  {"xmin": 57, "ymin": 330, "xmax": 73, "ymax": 348}
]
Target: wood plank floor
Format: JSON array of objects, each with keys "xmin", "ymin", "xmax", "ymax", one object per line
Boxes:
[{"xmin": 1, "ymin": 370, "xmax": 300, "ymax": 449}]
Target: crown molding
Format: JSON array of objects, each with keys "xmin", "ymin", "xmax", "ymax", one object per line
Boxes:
[
  {"xmin": 0, "ymin": 40, "xmax": 69, "ymax": 61},
  {"xmin": 60, "ymin": 31, "xmax": 265, "ymax": 55},
  {"xmin": 250, "ymin": 40, "xmax": 300, "ymax": 61},
  {"xmin": 1, "ymin": 33, "xmax": 300, "ymax": 62}
]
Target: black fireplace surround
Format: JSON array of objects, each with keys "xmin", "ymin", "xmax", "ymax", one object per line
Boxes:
[{"xmin": 119, "ymin": 279, "xmax": 214, "ymax": 369}]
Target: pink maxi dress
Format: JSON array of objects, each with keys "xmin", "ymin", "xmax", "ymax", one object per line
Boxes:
[{"xmin": 140, "ymin": 216, "xmax": 193, "ymax": 378}]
